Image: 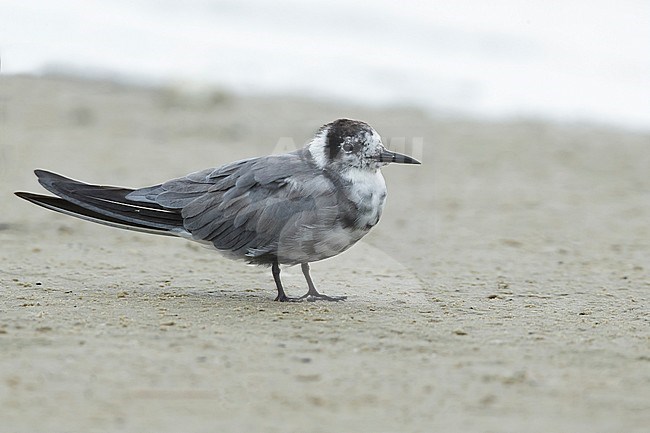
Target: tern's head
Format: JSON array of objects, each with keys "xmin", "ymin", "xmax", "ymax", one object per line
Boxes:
[{"xmin": 308, "ymin": 119, "xmax": 420, "ymax": 171}]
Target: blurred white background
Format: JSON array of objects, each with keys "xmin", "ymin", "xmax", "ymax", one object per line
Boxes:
[{"xmin": 1, "ymin": 0, "xmax": 649, "ymax": 130}]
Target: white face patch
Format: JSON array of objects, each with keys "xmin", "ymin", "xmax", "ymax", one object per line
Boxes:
[
  {"xmin": 341, "ymin": 127, "xmax": 386, "ymax": 170},
  {"xmin": 363, "ymin": 129, "xmax": 385, "ymax": 166},
  {"xmin": 307, "ymin": 129, "xmax": 328, "ymax": 169}
]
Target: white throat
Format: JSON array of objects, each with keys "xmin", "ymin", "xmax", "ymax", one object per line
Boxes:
[
  {"xmin": 341, "ymin": 167, "xmax": 387, "ymax": 229},
  {"xmin": 341, "ymin": 167, "xmax": 387, "ymax": 198}
]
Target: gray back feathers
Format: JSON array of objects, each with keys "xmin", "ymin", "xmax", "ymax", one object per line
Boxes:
[{"xmin": 127, "ymin": 148, "xmax": 360, "ymax": 265}]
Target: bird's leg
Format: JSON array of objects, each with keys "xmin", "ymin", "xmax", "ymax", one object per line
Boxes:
[
  {"xmin": 271, "ymin": 260, "xmax": 300, "ymax": 302},
  {"xmin": 299, "ymin": 263, "xmax": 347, "ymax": 302}
]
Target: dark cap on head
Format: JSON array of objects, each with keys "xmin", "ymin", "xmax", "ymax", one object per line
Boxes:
[{"xmin": 324, "ymin": 119, "xmax": 373, "ymax": 160}]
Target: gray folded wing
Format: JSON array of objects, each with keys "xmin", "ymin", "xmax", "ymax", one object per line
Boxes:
[{"xmin": 127, "ymin": 152, "xmax": 351, "ymax": 264}]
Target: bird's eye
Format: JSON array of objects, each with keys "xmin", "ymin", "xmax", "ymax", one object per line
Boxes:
[{"xmin": 342, "ymin": 143, "xmax": 354, "ymax": 153}]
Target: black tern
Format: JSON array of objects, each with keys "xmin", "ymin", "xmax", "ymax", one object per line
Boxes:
[{"xmin": 15, "ymin": 119, "xmax": 420, "ymax": 301}]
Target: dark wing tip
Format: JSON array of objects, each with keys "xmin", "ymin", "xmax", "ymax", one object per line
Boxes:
[
  {"xmin": 14, "ymin": 191, "xmax": 49, "ymax": 204},
  {"xmin": 15, "ymin": 191, "xmax": 39, "ymax": 198},
  {"xmin": 34, "ymin": 169, "xmax": 67, "ymax": 184},
  {"xmin": 34, "ymin": 168, "xmax": 54, "ymax": 179}
]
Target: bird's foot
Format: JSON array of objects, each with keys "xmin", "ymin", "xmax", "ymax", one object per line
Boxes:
[
  {"xmin": 274, "ymin": 293, "xmax": 347, "ymax": 302},
  {"xmin": 299, "ymin": 293, "xmax": 347, "ymax": 302},
  {"xmin": 274, "ymin": 293, "xmax": 302, "ymax": 302}
]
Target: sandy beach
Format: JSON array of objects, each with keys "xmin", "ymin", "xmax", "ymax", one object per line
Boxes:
[{"xmin": 1, "ymin": 75, "xmax": 649, "ymax": 432}]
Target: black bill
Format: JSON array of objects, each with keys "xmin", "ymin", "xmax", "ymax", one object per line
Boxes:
[{"xmin": 377, "ymin": 149, "xmax": 421, "ymax": 164}]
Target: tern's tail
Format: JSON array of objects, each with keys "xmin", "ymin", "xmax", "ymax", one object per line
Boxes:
[{"xmin": 15, "ymin": 170, "xmax": 184, "ymax": 236}]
